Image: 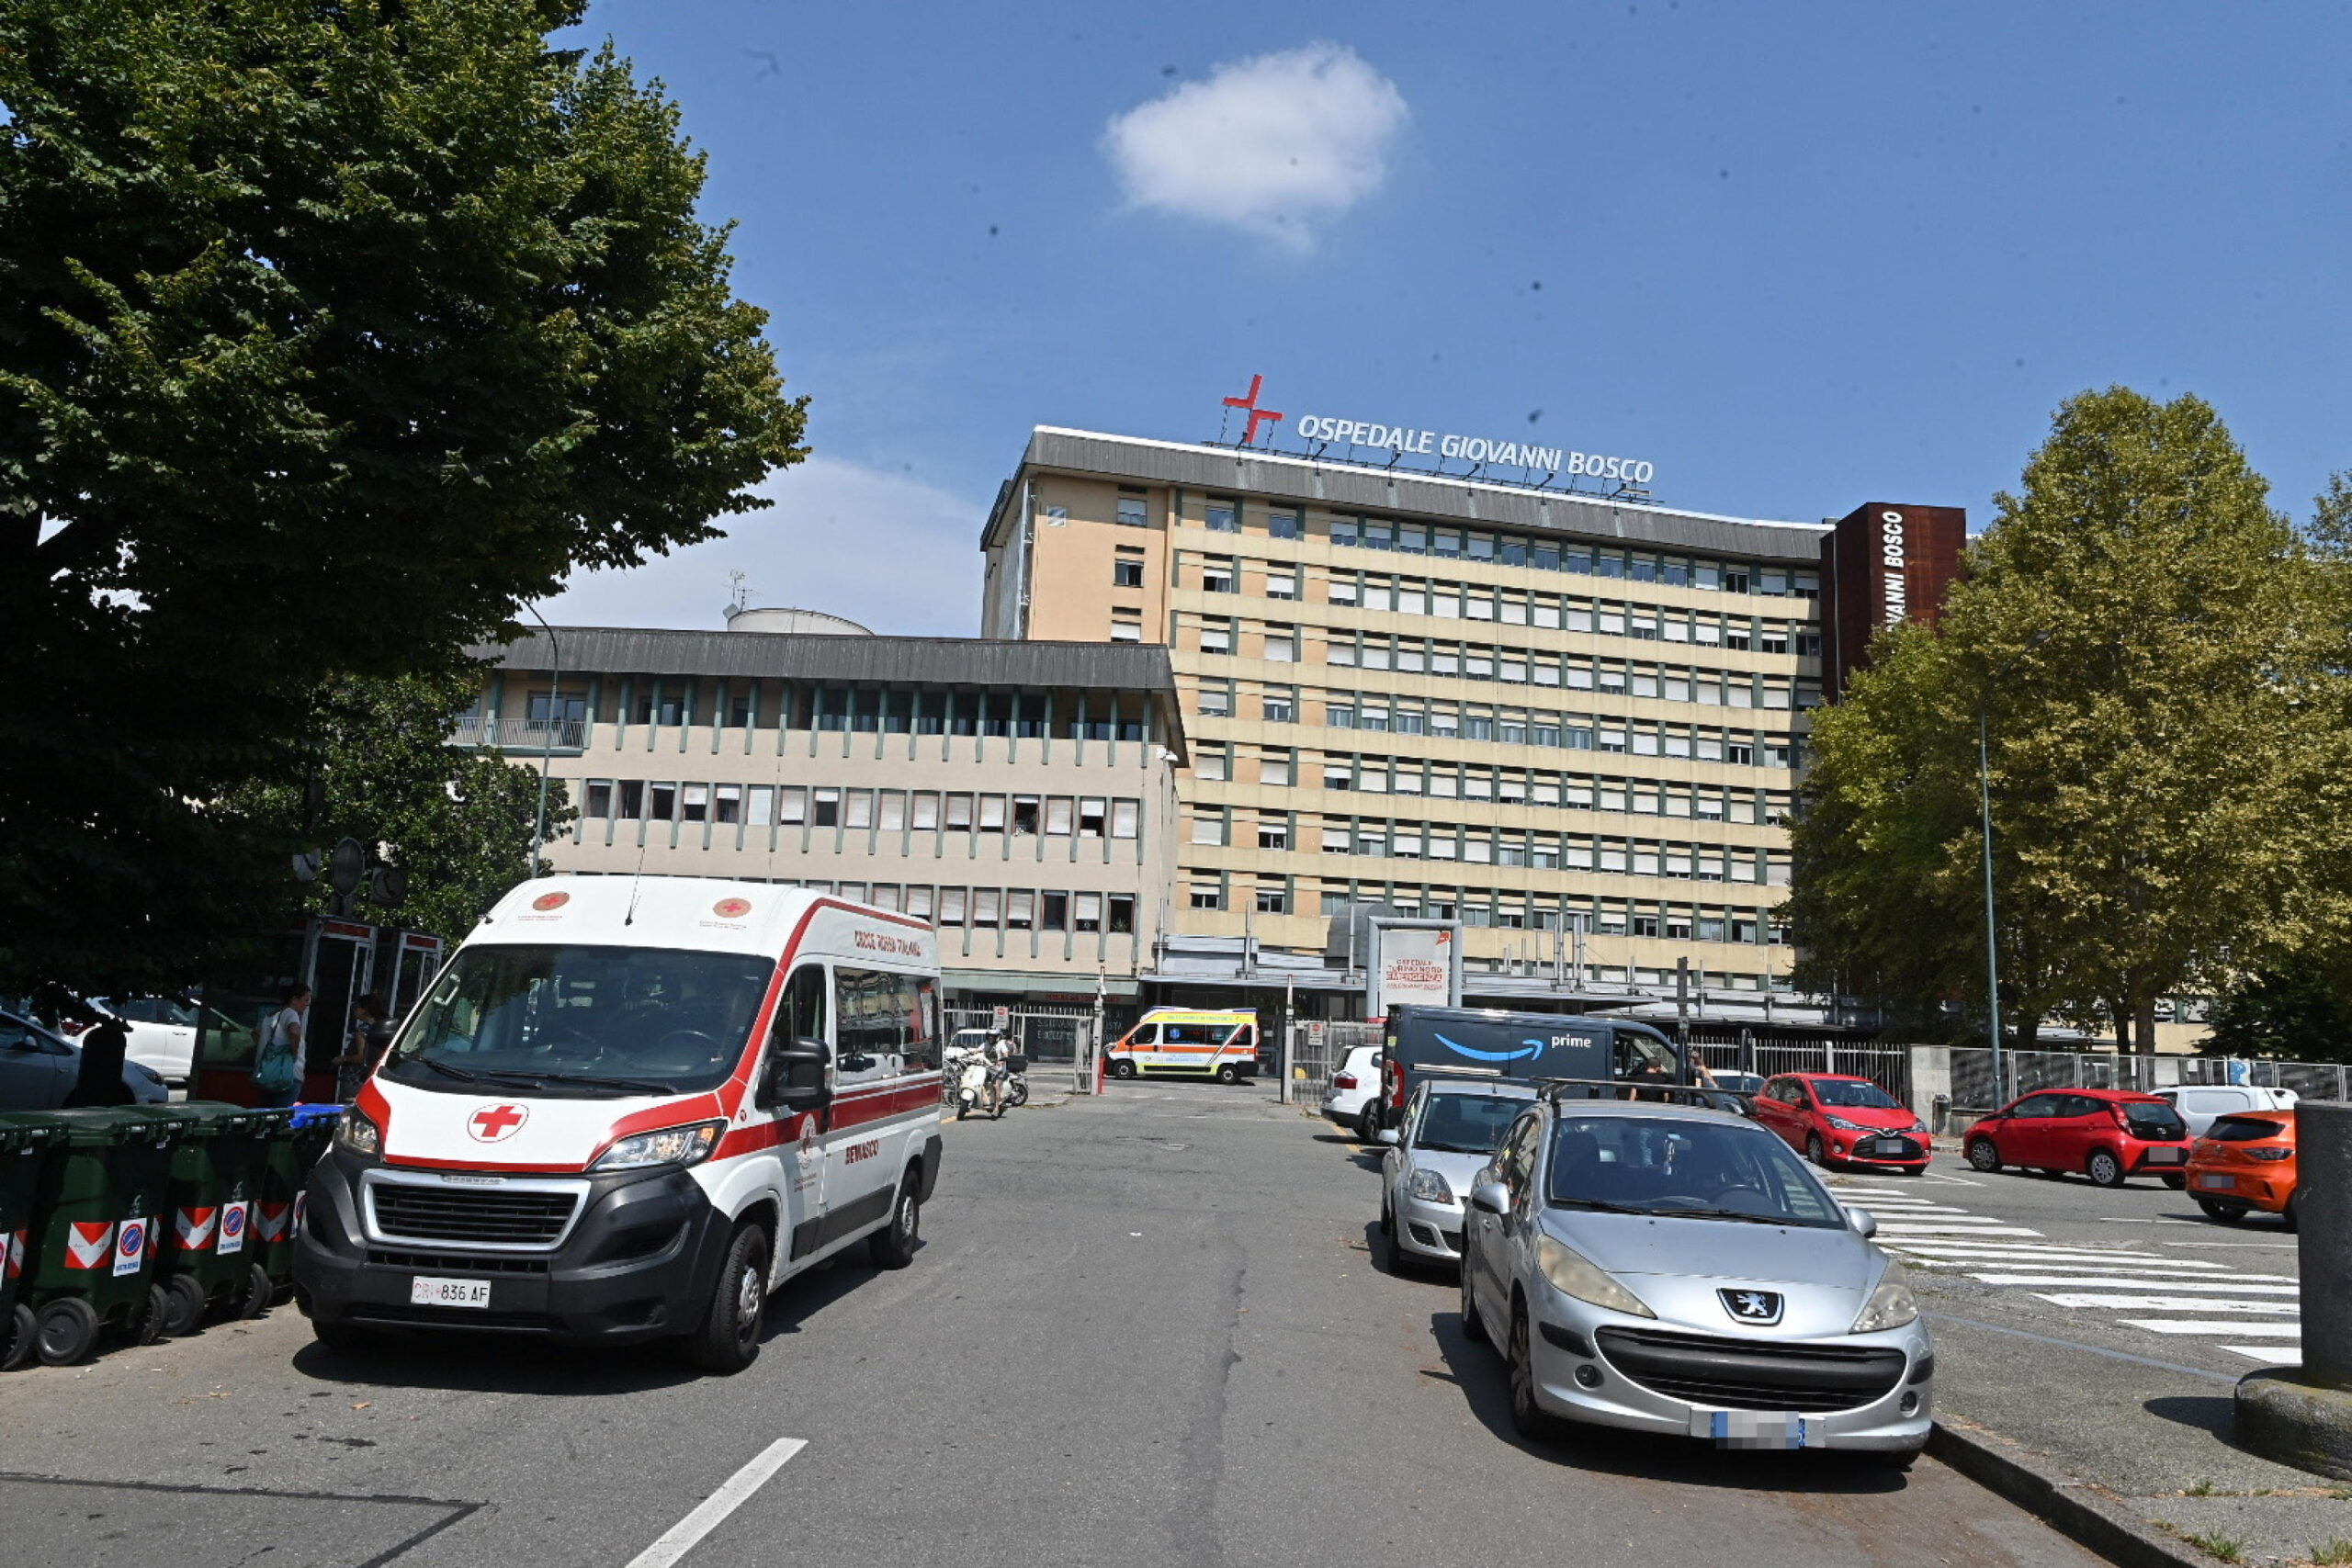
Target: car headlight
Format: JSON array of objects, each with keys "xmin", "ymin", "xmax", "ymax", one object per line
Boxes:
[
  {"xmin": 1537, "ymin": 1234, "xmax": 1656, "ymax": 1318},
  {"xmin": 591, "ymin": 1120, "xmax": 724, "ymax": 1172},
  {"xmin": 1404, "ymin": 1167, "xmax": 1456, "ymax": 1204},
  {"xmin": 336, "ymin": 1110, "xmax": 381, "ymax": 1157},
  {"xmin": 1850, "ymin": 1261, "xmax": 1920, "ymax": 1333},
  {"xmin": 1824, "ymin": 1114, "xmax": 1868, "ymax": 1132}
]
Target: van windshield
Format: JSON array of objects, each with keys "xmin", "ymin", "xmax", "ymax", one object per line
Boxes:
[{"xmin": 383, "ymin": 944, "xmax": 775, "ymax": 1096}]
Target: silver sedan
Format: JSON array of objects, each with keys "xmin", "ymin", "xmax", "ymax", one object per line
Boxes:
[
  {"xmin": 1458, "ymin": 1094, "xmax": 1931, "ymax": 1458},
  {"xmin": 1378, "ymin": 1079, "xmax": 1534, "ymax": 1269}
]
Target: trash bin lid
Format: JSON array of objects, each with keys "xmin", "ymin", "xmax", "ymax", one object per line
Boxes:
[{"xmin": 0, "ymin": 1111, "xmax": 67, "ymax": 1152}]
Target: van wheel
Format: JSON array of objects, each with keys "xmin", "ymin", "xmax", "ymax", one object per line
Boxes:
[
  {"xmin": 690, "ymin": 1224, "xmax": 770, "ymax": 1374},
  {"xmin": 1216, "ymin": 1065, "xmax": 1238, "ymax": 1085},
  {"xmin": 311, "ymin": 1317, "xmax": 379, "ymax": 1354},
  {"xmin": 1111, "ymin": 1060, "xmax": 1136, "ymax": 1080},
  {"xmin": 1355, "ymin": 1102, "xmax": 1381, "ymax": 1143},
  {"xmin": 870, "ymin": 1173, "xmax": 922, "ymax": 1269}
]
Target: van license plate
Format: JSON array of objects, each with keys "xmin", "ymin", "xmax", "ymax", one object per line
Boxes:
[{"xmin": 410, "ymin": 1276, "xmax": 492, "ymax": 1309}]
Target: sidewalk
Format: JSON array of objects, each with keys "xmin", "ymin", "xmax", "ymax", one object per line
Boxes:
[{"xmin": 1927, "ymin": 1294, "xmax": 2352, "ymax": 1566}]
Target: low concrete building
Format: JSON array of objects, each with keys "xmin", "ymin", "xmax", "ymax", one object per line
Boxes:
[{"xmin": 468, "ymin": 616, "xmax": 1185, "ymax": 1011}]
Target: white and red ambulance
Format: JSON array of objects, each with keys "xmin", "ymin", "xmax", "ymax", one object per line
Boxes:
[{"xmin": 294, "ymin": 876, "xmax": 943, "ymax": 1372}]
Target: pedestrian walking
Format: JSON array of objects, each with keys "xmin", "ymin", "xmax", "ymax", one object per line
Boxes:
[
  {"xmin": 336, "ymin": 994, "xmax": 394, "ymax": 1102},
  {"xmin": 254, "ymin": 985, "xmax": 310, "ymax": 1108}
]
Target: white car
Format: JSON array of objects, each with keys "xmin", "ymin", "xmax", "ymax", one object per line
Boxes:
[
  {"xmin": 0, "ymin": 1010, "xmax": 170, "ymax": 1110},
  {"xmin": 1320, "ymin": 1044, "xmax": 1385, "ymax": 1141},
  {"xmin": 2153, "ymin": 1084, "xmax": 2298, "ymax": 1140},
  {"xmin": 87, "ymin": 996, "xmax": 203, "ymax": 1084}
]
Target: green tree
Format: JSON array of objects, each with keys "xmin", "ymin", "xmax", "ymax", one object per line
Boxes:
[
  {"xmin": 229, "ymin": 664, "xmax": 572, "ymax": 943},
  {"xmin": 1792, "ymin": 389, "xmax": 2352, "ymax": 1053},
  {"xmin": 2205, "ymin": 963, "xmax": 2352, "ymax": 1063},
  {"xmin": 0, "ymin": 0, "xmax": 806, "ymax": 988}
]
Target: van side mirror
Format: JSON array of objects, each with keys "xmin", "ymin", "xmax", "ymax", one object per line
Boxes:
[{"xmin": 758, "ymin": 1038, "xmax": 831, "ymax": 1111}]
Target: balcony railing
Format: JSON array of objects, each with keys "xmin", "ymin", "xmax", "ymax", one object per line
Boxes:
[{"xmin": 450, "ymin": 716, "xmax": 586, "ymax": 752}]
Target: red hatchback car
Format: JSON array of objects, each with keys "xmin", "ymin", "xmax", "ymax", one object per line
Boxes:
[
  {"xmin": 1752, "ymin": 1073, "xmax": 1933, "ymax": 1172},
  {"xmin": 1963, "ymin": 1089, "xmax": 2192, "ymax": 1188}
]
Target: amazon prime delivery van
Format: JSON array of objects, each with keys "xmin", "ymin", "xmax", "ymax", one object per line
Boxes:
[{"xmin": 1374, "ymin": 1004, "xmax": 1683, "ymax": 1133}]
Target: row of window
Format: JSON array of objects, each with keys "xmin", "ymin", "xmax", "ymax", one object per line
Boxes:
[
  {"xmin": 517, "ymin": 680, "xmax": 1153, "ymax": 739},
  {"xmin": 1144, "ymin": 492, "xmax": 1822, "ymax": 600},
  {"xmin": 1190, "ymin": 705, "xmax": 1796, "ymax": 768},
  {"xmin": 577, "ymin": 782, "xmax": 1144, "ymax": 839},
  {"xmin": 1180, "ymin": 872, "xmax": 1789, "ymax": 942},
  {"xmin": 1189, "ymin": 748, "xmax": 1798, "ymax": 806},
  {"xmin": 886, "ymin": 884, "xmax": 1136, "ymax": 933},
  {"xmin": 1187, "ymin": 809, "xmax": 1789, "ymax": 882}
]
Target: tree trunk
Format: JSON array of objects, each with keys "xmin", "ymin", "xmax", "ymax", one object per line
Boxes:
[
  {"xmin": 2112, "ymin": 1002, "xmax": 2132, "ymax": 1054},
  {"xmin": 2133, "ymin": 998, "xmax": 2157, "ymax": 1055},
  {"xmin": 2013, "ymin": 1010, "xmax": 2043, "ymax": 1053}
]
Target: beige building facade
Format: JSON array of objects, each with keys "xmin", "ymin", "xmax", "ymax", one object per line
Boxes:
[
  {"xmin": 981, "ymin": 427, "xmax": 1857, "ymax": 1021},
  {"xmin": 469, "ymin": 622, "xmax": 1185, "ymax": 1007}
]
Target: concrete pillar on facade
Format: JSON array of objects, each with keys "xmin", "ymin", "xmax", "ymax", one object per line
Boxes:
[{"xmin": 2237, "ymin": 1100, "xmax": 2352, "ymax": 1477}]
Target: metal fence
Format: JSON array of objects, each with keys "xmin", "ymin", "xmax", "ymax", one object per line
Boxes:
[
  {"xmin": 1279, "ymin": 1021, "xmax": 1384, "ymax": 1104},
  {"xmin": 1690, "ymin": 1041, "xmax": 1912, "ymax": 1102},
  {"xmin": 1947, "ymin": 1047, "xmax": 2350, "ymax": 1112}
]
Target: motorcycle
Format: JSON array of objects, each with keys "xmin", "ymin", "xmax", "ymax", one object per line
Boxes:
[{"xmin": 944, "ymin": 1043, "xmax": 989, "ymax": 1121}]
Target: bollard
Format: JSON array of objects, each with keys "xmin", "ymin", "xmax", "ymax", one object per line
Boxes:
[{"xmin": 2236, "ymin": 1100, "xmax": 2352, "ymax": 1477}]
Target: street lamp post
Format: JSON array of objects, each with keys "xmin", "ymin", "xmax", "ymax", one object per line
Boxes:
[{"xmin": 526, "ymin": 606, "xmax": 560, "ymax": 880}]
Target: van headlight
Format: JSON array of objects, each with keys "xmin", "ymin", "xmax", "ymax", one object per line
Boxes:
[
  {"xmin": 592, "ymin": 1121, "xmax": 724, "ymax": 1172},
  {"xmin": 336, "ymin": 1110, "xmax": 381, "ymax": 1157},
  {"xmin": 1850, "ymin": 1261, "xmax": 1920, "ymax": 1333},
  {"xmin": 1537, "ymin": 1235, "xmax": 1656, "ymax": 1318}
]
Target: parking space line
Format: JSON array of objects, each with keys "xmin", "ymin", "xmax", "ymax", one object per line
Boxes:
[
  {"xmin": 2224, "ymin": 1345, "xmax": 2301, "ymax": 1363},
  {"xmin": 2031, "ymin": 1294, "xmax": 2301, "ymax": 1314},
  {"xmin": 1958, "ymin": 1274, "xmax": 2299, "ymax": 1291},
  {"xmin": 624, "ymin": 1438, "xmax": 808, "ymax": 1568},
  {"xmin": 2120, "ymin": 1319, "xmax": 2302, "ymax": 1337},
  {"xmin": 1892, "ymin": 1246, "xmax": 2233, "ymax": 1265}
]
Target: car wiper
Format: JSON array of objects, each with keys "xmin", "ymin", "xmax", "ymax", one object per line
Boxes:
[
  {"xmin": 411, "ymin": 1058, "xmax": 480, "ymax": 1083},
  {"xmin": 1659, "ymin": 1208, "xmax": 1795, "ymax": 1225},
  {"xmin": 520, "ymin": 1071, "xmax": 676, "ymax": 1095},
  {"xmin": 1547, "ymin": 1196, "xmax": 1645, "ymax": 1214},
  {"xmin": 1416, "ymin": 1141, "xmax": 1492, "ymax": 1155}
]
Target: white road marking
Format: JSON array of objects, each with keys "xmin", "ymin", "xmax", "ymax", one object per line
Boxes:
[
  {"xmin": 2032, "ymin": 1294, "xmax": 2302, "ymax": 1314},
  {"xmin": 2158, "ymin": 1240, "xmax": 2299, "ymax": 1251},
  {"xmin": 2120, "ymin": 1319, "xmax": 2303, "ymax": 1337},
  {"xmin": 624, "ymin": 1438, "xmax": 808, "ymax": 1568},
  {"xmin": 2223, "ymin": 1345, "xmax": 2301, "ymax": 1364},
  {"xmin": 1887, "ymin": 1245, "xmax": 2236, "ymax": 1267},
  {"xmin": 2098, "ymin": 1216, "xmax": 2218, "ymax": 1226},
  {"xmin": 1963, "ymin": 1275, "xmax": 2298, "ymax": 1291},
  {"xmin": 1874, "ymin": 1224, "xmax": 2044, "ymax": 1237}
]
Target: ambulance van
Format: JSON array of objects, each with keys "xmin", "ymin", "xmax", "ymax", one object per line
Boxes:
[
  {"xmin": 294, "ymin": 876, "xmax": 943, "ymax": 1373},
  {"xmin": 1104, "ymin": 1008, "xmax": 1260, "ymax": 1083}
]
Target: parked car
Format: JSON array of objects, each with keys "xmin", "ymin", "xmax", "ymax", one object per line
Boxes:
[
  {"xmin": 1320, "ymin": 1044, "xmax": 1386, "ymax": 1141},
  {"xmin": 2185, "ymin": 1111, "xmax": 2300, "ymax": 1228},
  {"xmin": 2152, "ymin": 1084, "xmax": 2299, "ymax": 1141},
  {"xmin": 1751, "ymin": 1074, "xmax": 1930, "ymax": 1173},
  {"xmin": 0, "ymin": 1010, "xmax": 170, "ymax": 1110},
  {"xmin": 1377, "ymin": 1078, "xmax": 1536, "ymax": 1270},
  {"xmin": 1457, "ymin": 1087, "xmax": 1931, "ymax": 1457},
  {"xmin": 1962, "ymin": 1089, "xmax": 2191, "ymax": 1188},
  {"xmin": 83, "ymin": 995, "xmax": 204, "ymax": 1084},
  {"xmin": 1709, "ymin": 1072, "xmax": 1767, "ymax": 1097}
]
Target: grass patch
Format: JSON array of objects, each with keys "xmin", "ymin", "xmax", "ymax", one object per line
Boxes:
[
  {"xmin": 2312, "ymin": 1540, "xmax": 2352, "ymax": 1566},
  {"xmin": 2183, "ymin": 1532, "xmax": 2246, "ymax": 1563},
  {"xmin": 2186, "ymin": 1478, "xmax": 2219, "ymax": 1496}
]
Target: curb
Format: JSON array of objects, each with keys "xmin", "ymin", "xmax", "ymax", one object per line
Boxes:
[{"xmin": 1928, "ymin": 1418, "xmax": 2207, "ymax": 1568}]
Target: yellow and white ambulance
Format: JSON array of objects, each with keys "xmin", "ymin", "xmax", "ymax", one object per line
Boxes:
[{"xmin": 1105, "ymin": 1008, "xmax": 1261, "ymax": 1083}]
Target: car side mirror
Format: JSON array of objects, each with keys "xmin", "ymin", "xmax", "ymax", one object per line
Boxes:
[
  {"xmin": 1469, "ymin": 1182, "xmax": 1510, "ymax": 1216},
  {"xmin": 1847, "ymin": 1205, "xmax": 1877, "ymax": 1238},
  {"xmin": 1375, "ymin": 1129, "xmax": 1399, "ymax": 1145},
  {"xmin": 757, "ymin": 1037, "xmax": 831, "ymax": 1111}
]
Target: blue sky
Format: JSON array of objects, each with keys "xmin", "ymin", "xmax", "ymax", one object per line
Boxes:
[{"xmin": 539, "ymin": 1, "xmax": 2352, "ymax": 636}]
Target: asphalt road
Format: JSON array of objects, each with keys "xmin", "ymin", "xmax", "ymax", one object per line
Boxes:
[{"xmin": 0, "ymin": 1085, "xmax": 2110, "ymax": 1568}]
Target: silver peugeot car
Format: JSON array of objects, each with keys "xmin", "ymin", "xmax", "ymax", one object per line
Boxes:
[
  {"xmin": 1377, "ymin": 1078, "xmax": 1535, "ymax": 1269},
  {"xmin": 1458, "ymin": 1087, "xmax": 1931, "ymax": 1457}
]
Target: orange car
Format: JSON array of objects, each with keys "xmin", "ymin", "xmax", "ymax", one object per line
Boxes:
[{"xmin": 2184, "ymin": 1110, "xmax": 2299, "ymax": 1228}]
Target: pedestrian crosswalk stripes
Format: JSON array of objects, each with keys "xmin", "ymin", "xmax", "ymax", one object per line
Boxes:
[{"xmin": 1824, "ymin": 1172, "xmax": 2301, "ymax": 1367}]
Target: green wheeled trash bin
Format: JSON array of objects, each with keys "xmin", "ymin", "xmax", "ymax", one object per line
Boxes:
[
  {"xmin": 258, "ymin": 1105, "xmax": 341, "ymax": 1294},
  {"xmin": 16, "ymin": 1107, "xmax": 187, "ymax": 1365},
  {"xmin": 0, "ymin": 1112, "xmax": 68, "ymax": 1371},
  {"xmin": 153, "ymin": 1103, "xmax": 281, "ymax": 1336}
]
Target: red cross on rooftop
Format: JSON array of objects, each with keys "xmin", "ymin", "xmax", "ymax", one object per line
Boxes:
[
  {"xmin": 471, "ymin": 1103, "xmax": 526, "ymax": 1140},
  {"xmin": 1222, "ymin": 375, "xmax": 1284, "ymax": 446}
]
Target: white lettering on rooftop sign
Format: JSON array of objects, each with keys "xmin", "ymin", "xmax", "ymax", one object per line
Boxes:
[
  {"xmin": 1881, "ymin": 509, "xmax": 1907, "ymax": 623},
  {"xmin": 1292, "ymin": 414, "xmax": 1654, "ymax": 486}
]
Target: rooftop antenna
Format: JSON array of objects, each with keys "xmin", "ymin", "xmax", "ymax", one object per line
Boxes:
[{"xmin": 727, "ymin": 570, "xmax": 752, "ymax": 619}]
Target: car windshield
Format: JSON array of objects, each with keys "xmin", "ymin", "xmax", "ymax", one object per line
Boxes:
[
  {"xmin": 2119, "ymin": 1100, "xmax": 2188, "ymax": 1140},
  {"xmin": 383, "ymin": 943, "xmax": 775, "ymax": 1096},
  {"xmin": 1546, "ymin": 1115, "xmax": 1846, "ymax": 1227},
  {"xmin": 1413, "ymin": 1093, "xmax": 1522, "ymax": 1154},
  {"xmin": 1811, "ymin": 1079, "xmax": 1901, "ymax": 1109},
  {"xmin": 2205, "ymin": 1114, "xmax": 2290, "ymax": 1143}
]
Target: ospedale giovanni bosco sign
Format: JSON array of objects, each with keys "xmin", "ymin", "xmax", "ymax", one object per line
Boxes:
[{"xmin": 1292, "ymin": 414, "xmax": 1656, "ymax": 486}]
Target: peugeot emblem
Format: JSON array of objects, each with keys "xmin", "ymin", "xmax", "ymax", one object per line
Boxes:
[{"xmin": 1718, "ymin": 1288, "xmax": 1784, "ymax": 1325}]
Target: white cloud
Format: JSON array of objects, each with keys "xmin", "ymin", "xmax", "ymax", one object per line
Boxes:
[
  {"xmin": 533, "ymin": 456, "xmax": 984, "ymax": 636},
  {"xmin": 1102, "ymin": 43, "xmax": 1408, "ymax": 252}
]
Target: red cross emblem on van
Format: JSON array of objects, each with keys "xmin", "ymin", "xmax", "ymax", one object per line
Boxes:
[{"xmin": 469, "ymin": 1103, "xmax": 529, "ymax": 1143}]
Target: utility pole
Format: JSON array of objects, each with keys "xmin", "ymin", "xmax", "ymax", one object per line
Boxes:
[{"xmin": 526, "ymin": 605, "xmax": 560, "ymax": 880}]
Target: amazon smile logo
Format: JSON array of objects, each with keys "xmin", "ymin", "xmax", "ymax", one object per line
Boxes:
[{"xmin": 1433, "ymin": 1032, "xmax": 1542, "ymax": 1064}]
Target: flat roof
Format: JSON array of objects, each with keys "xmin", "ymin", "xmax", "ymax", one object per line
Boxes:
[
  {"xmin": 987, "ymin": 426, "xmax": 1832, "ymax": 564},
  {"xmin": 481, "ymin": 626, "xmax": 1179, "ymax": 694}
]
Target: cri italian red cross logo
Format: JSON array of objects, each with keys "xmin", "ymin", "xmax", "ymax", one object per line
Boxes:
[
  {"xmin": 1222, "ymin": 375, "xmax": 1284, "ymax": 446},
  {"xmin": 469, "ymin": 1103, "xmax": 529, "ymax": 1143}
]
